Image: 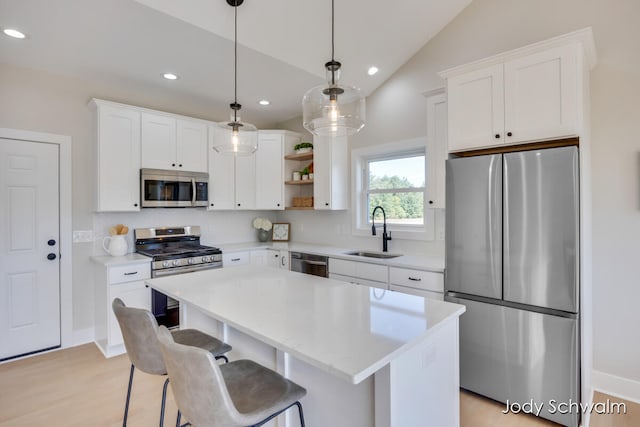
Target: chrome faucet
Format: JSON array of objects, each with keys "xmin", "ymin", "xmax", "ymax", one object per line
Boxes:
[{"xmin": 371, "ymin": 206, "xmax": 392, "ymax": 252}]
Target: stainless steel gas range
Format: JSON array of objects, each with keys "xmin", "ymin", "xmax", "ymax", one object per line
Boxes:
[{"xmin": 135, "ymin": 225, "xmax": 222, "ymax": 328}]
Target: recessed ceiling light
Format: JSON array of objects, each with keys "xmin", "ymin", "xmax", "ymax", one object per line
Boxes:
[
  {"xmin": 258, "ymin": 100, "xmax": 270, "ymax": 106},
  {"xmin": 163, "ymin": 73, "xmax": 179, "ymax": 80},
  {"xmin": 367, "ymin": 66, "xmax": 379, "ymax": 76},
  {"xmin": 3, "ymin": 28, "xmax": 27, "ymax": 39}
]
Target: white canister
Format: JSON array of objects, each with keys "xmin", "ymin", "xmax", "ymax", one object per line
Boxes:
[
  {"xmin": 309, "ymin": 172, "xmax": 314, "ymax": 180},
  {"xmin": 302, "ymin": 174, "xmax": 309, "ymax": 181},
  {"xmin": 293, "ymin": 171, "xmax": 301, "ymax": 181},
  {"xmin": 103, "ymin": 235, "xmax": 128, "ymax": 256}
]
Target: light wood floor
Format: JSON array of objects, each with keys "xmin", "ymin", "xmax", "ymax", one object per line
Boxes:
[{"xmin": 0, "ymin": 344, "xmax": 637, "ymax": 426}]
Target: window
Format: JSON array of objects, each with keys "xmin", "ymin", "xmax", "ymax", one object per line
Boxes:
[
  {"xmin": 367, "ymin": 152, "xmax": 425, "ymax": 225},
  {"xmin": 352, "ymin": 138, "xmax": 435, "ymax": 240}
]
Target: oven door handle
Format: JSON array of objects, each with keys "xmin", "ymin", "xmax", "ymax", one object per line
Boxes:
[
  {"xmin": 301, "ymin": 259, "xmax": 327, "ymax": 266},
  {"xmin": 191, "ymin": 178, "xmax": 196, "ymax": 206}
]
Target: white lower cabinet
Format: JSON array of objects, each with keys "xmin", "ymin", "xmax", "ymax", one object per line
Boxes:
[
  {"xmin": 328, "ymin": 258, "xmax": 388, "ymax": 289},
  {"xmin": 249, "ymin": 249, "xmax": 289, "ymax": 269},
  {"xmin": 389, "ymin": 267, "xmax": 444, "ymax": 300},
  {"xmin": 223, "ymin": 251, "xmax": 250, "ymax": 267},
  {"xmin": 93, "ymin": 259, "xmax": 151, "ymax": 358},
  {"xmin": 328, "ymin": 258, "xmax": 444, "ymax": 299},
  {"xmin": 267, "ymin": 249, "xmax": 289, "ymax": 270}
]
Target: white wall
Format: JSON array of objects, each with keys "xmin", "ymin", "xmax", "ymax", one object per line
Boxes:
[
  {"xmin": 0, "ymin": 62, "xmax": 279, "ymax": 333},
  {"xmin": 278, "ymin": 0, "xmax": 640, "ymax": 396}
]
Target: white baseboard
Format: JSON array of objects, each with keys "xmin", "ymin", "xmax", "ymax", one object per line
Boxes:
[
  {"xmin": 592, "ymin": 370, "xmax": 640, "ymax": 404},
  {"xmin": 71, "ymin": 327, "xmax": 95, "ymax": 347}
]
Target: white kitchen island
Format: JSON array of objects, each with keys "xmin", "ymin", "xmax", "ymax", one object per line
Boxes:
[{"xmin": 145, "ymin": 266, "xmax": 465, "ymax": 427}]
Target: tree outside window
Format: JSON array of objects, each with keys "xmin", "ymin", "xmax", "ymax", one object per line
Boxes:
[{"xmin": 366, "ymin": 153, "xmax": 425, "ymax": 226}]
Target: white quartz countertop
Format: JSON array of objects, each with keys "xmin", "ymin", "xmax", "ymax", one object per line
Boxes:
[
  {"xmin": 90, "ymin": 253, "xmax": 151, "ymax": 266},
  {"xmin": 145, "ymin": 266, "xmax": 464, "ymax": 384},
  {"xmin": 218, "ymin": 242, "xmax": 445, "ymax": 272}
]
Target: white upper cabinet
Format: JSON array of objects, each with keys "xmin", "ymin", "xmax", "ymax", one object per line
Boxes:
[
  {"xmin": 207, "ymin": 126, "xmax": 256, "ymax": 210},
  {"xmin": 314, "ymin": 135, "xmax": 348, "ymax": 210},
  {"xmin": 255, "ymin": 132, "xmax": 285, "ymax": 210},
  {"xmin": 176, "ymin": 120, "xmax": 208, "ymax": 172},
  {"xmin": 425, "ymin": 90, "xmax": 448, "ymax": 209},
  {"xmin": 441, "ymin": 28, "xmax": 596, "ymax": 152},
  {"xmin": 504, "ymin": 45, "xmax": 578, "ymax": 144},
  {"xmin": 235, "ymin": 153, "xmax": 256, "ymax": 210},
  {"xmin": 92, "ymin": 100, "xmax": 141, "ymax": 212},
  {"xmin": 446, "ymin": 64, "xmax": 504, "ymax": 152},
  {"xmin": 141, "ymin": 113, "xmax": 208, "ymax": 173},
  {"xmin": 141, "ymin": 113, "xmax": 176, "ymax": 169}
]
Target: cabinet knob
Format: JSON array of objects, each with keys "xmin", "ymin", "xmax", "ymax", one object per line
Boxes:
[
  {"xmin": 210, "ymin": 203, "xmax": 214, "ymax": 207},
  {"xmin": 172, "ymin": 163, "xmax": 176, "ymax": 167},
  {"xmin": 325, "ymin": 202, "xmax": 329, "ymax": 206},
  {"xmin": 277, "ymin": 203, "xmax": 280, "ymax": 207},
  {"xmin": 507, "ymin": 132, "xmax": 513, "ymax": 137},
  {"xmin": 179, "ymin": 164, "xmax": 183, "ymax": 167},
  {"xmin": 237, "ymin": 203, "xmax": 241, "ymax": 207},
  {"xmin": 134, "ymin": 203, "xmax": 138, "ymax": 207},
  {"xmin": 428, "ymin": 200, "xmax": 433, "ymax": 205},
  {"xmin": 495, "ymin": 134, "xmax": 501, "ymax": 139}
]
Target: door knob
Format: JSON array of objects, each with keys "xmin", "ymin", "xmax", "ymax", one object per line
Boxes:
[
  {"xmin": 47, "ymin": 239, "xmax": 56, "ymax": 246},
  {"xmin": 47, "ymin": 253, "xmax": 57, "ymax": 260}
]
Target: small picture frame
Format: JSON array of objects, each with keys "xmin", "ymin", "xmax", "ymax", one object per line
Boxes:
[{"xmin": 272, "ymin": 223, "xmax": 290, "ymax": 241}]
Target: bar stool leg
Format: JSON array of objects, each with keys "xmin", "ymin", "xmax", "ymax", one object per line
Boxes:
[
  {"xmin": 159, "ymin": 378, "xmax": 170, "ymax": 427},
  {"xmin": 123, "ymin": 364, "xmax": 135, "ymax": 426},
  {"xmin": 295, "ymin": 401, "xmax": 305, "ymax": 427}
]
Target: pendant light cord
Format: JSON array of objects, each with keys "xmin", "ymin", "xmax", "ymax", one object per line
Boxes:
[
  {"xmin": 234, "ymin": 3, "xmax": 238, "ymax": 123},
  {"xmin": 331, "ymin": 0, "xmax": 335, "ymax": 85}
]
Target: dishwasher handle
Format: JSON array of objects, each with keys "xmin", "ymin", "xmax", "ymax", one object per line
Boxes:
[{"xmin": 301, "ymin": 259, "xmax": 327, "ymax": 266}]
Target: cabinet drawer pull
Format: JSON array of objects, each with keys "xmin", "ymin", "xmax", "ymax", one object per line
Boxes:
[
  {"xmin": 124, "ymin": 271, "xmax": 138, "ymax": 276},
  {"xmin": 408, "ymin": 277, "xmax": 422, "ymax": 281},
  {"xmin": 231, "ymin": 258, "xmax": 241, "ymax": 262}
]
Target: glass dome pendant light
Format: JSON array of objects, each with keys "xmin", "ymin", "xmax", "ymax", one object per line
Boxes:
[
  {"xmin": 214, "ymin": 0, "xmax": 258, "ymax": 155},
  {"xmin": 302, "ymin": 0, "xmax": 365, "ymax": 137}
]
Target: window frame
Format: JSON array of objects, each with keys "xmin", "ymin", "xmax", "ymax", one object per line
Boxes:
[{"xmin": 352, "ymin": 138, "xmax": 435, "ymax": 241}]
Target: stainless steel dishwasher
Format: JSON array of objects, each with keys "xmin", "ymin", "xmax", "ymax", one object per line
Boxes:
[{"xmin": 290, "ymin": 252, "xmax": 328, "ymax": 277}]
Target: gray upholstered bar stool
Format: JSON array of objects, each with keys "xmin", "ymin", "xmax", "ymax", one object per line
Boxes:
[
  {"xmin": 112, "ymin": 298, "xmax": 232, "ymax": 427},
  {"xmin": 156, "ymin": 325, "xmax": 307, "ymax": 427}
]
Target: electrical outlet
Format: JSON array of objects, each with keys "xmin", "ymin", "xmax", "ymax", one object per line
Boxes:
[
  {"xmin": 437, "ymin": 229, "xmax": 445, "ymax": 241},
  {"xmin": 73, "ymin": 230, "xmax": 94, "ymax": 243}
]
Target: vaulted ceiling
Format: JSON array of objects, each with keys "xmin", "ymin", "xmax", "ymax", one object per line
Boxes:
[{"xmin": 0, "ymin": 0, "xmax": 472, "ymax": 126}]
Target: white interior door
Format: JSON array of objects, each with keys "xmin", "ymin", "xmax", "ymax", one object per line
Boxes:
[{"xmin": 0, "ymin": 138, "xmax": 60, "ymax": 360}]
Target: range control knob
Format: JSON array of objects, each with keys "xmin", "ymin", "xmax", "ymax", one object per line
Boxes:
[
  {"xmin": 162, "ymin": 261, "xmax": 170, "ymax": 268},
  {"xmin": 172, "ymin": 259, "xmax": 180, "ymax": 267},
  {"xmin": 187, "ymin": 258, "xmax": 195, "ymax": 265},
  {"xmin": 202, "ymin": 256, "xmax": 210, "ymax": 263}
]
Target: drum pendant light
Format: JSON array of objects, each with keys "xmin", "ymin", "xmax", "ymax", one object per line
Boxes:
[
  {"xmin": 302, "ymin": 0, "xmax": 365, "ymax": 137},
  {"xmin": 214, "ymin": 0, "xmax": 258, "ymax": 155}
]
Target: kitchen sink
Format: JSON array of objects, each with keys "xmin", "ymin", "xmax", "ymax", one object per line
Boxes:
[{"xmin": 344, "ymin": 251, "xmax": 402, "ymax": 259}]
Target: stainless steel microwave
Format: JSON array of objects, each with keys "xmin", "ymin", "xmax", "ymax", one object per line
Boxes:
[{"xmin": 140, "ymin": 169, "xmax": 208, "ymax": 208}]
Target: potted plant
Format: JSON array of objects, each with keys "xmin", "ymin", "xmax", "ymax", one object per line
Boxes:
[
  {"xmin": 300, "ymin": 166, "xmax": 310, "ymax": 180},
  {"xmin": 294, "ymin": 142, "xmax": 313, "ymax": 154}
]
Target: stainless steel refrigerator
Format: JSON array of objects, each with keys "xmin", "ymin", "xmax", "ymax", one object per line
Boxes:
[{"xmin": 445, "ymin": 146, "xmax": 580, "ymax": 426}]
